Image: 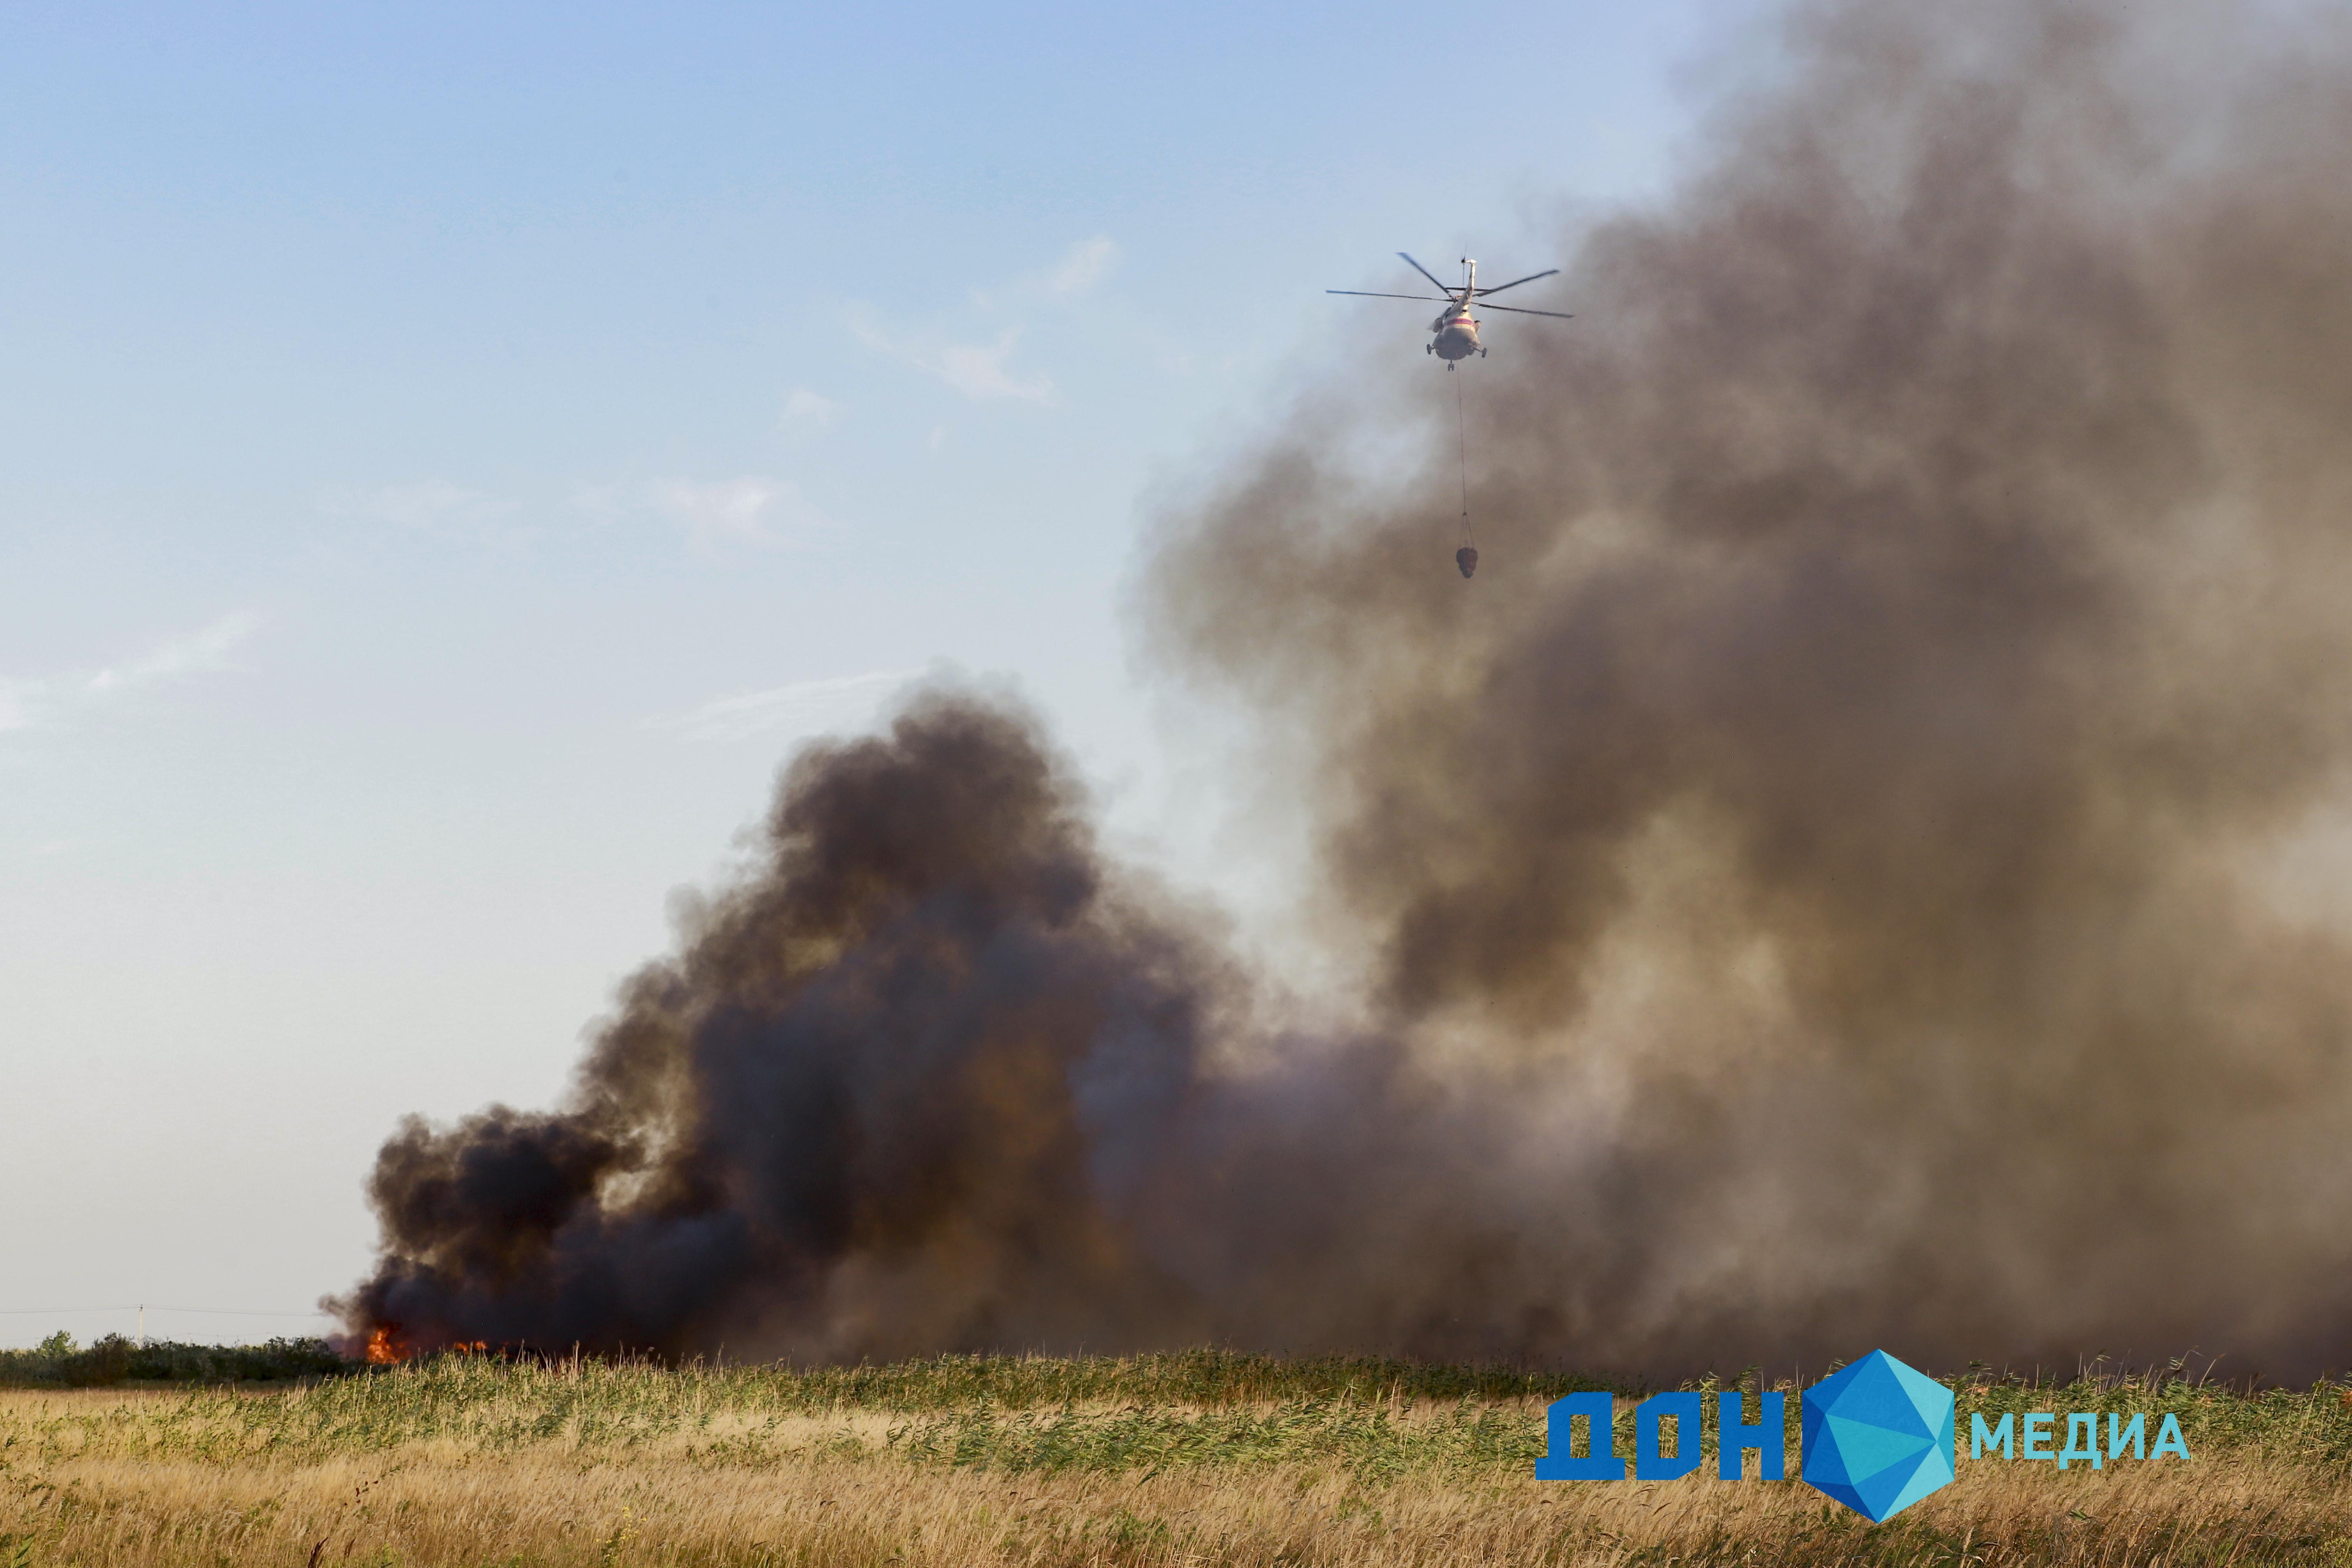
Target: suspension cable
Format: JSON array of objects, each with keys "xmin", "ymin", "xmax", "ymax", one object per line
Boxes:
[
  {"xmin": 1456, "ymin": 373, "xmax": 1474, "ymax": 549},
  {"xmin": 1453, "ymin": 372, "xmax": 1479, "ymax": 577}
]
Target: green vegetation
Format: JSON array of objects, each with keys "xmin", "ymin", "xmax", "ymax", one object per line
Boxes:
[
  {"xmin": 688, "ymin": 1346, "xmax": 1630, "ymax": 1409},
  {"xmin": 7, "ymin": 1342, "xmax": 2346, "ymax": 1473},
  {"xmin": 0, "ymin": 1333, "xmax": 348, "ymax": 1388},
  {"xmin": 8, "ymin": 1337, "xmax": 2348, "ymax": 1470},
  {"xmin": 3, "ymin": 1345, "xmax": 2349, "ymax": 1564}
]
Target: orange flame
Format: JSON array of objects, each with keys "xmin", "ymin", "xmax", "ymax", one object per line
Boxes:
[{"xmin": 364, "ymin": 1325, "xmax": 407, "ymax": 1365}]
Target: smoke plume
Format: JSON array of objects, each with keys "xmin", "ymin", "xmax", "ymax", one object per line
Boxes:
[{"xmin": 344, "ymin": 0, "xmax": 2352, "ymax": 1377}]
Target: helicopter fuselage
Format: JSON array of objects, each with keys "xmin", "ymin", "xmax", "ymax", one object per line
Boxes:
[
  {"xmin": 1330, "ymin": 253, "xmax": 1561, "ymax": 368},
  {"xmin": 1429, "ymin": 307, "xmax": 1482, "ymax": 360},
  {"xmin": 1426, "ymin": 258, "xmax": 1485, "ymax": 364}
]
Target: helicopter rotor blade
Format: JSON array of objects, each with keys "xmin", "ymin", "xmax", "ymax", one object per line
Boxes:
[
  {"xmin": 1326, "ymin": 290, "xmax": 1451, "ymax": 302},
  {"xmin": 1473, "ymin": 267, "xmax": 1561, "ymax": 297},
  {"xmin": 1397, "ymin": 252, "xmax": 1458, "ymax": 294},
  {"xmin": 1473, "ymin": 302, "xmax": 1575, "ymax": 319}
]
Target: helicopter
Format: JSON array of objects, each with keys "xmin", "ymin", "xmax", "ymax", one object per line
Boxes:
[{"xmin": 1327, "ymin": 253, "xmax": 1572, "ymax": 367}]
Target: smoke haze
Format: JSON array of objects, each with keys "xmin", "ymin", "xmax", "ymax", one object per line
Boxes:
[{"xmin": 343, "ymin": 0, "xmax": 2352, "ymax": 1377}]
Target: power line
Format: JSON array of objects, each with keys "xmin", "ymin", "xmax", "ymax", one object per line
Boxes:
[{"xmin": 0, "ymin": 1305, "xmax": 331, "ymax": 1317}]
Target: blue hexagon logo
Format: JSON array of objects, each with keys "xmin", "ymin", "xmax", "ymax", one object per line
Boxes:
[{"xmin": 1800, "ymin": 1350, "xmax": 1955, "ymax": 1522}]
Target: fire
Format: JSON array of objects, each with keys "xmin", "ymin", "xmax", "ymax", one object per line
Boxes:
[{"xmin": 360, "ymin": 1325, "xmax": 491, "ymax": 1364}]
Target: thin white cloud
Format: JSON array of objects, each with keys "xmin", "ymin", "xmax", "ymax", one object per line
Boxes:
[
  {"xmin": 849, "ymin": 238, "xmax": 1120, "ymax": 404},
  {"xmin": 2, "ymin": 612, "xmax": 258, "ymax": 733},
  {"xmin": 650, "ymin": 477, "xmax": 833, "ymax": 546},
  {"xmin": 0, "ymin": 682, "xmax": 36, "ymax": 735},
  {"xmin": 327, "ymin": 481, "xmax": 524, "ymax": 545},
  {"xmin": 656, "ymin": 669, "xmax": 918, "ymax": 744},
  {"xmin": 852, "ymin": 316, "xmax": 1054, "ymax": 404},
  {"xmin": 936, "ymin": 329, "xmax": 1054, "ymax": 402},
  {"xmin": 779, "ymin": 388, "xmax": 837, "ymax": 435},
  {"xmin": 86, "ymin": 612, "xmax": 255, "ymax": 694},
  {"xmin": 1048, "ymin": 235, "xmax": 1120, "ymax": 295}
]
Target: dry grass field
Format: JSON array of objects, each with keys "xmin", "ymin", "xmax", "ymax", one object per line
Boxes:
[{"xmin": 2, "ymin": 1351, "xmax": 2349, "ymax": 1567}]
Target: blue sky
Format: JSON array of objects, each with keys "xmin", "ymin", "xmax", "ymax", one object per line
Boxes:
[{"xmin": 0, "ymin": 0, "xmax": 1737, "ymax": 1345}]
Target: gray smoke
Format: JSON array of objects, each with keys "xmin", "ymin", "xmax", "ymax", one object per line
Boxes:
[{"xmin": 343, "ymin": 0, "xmax": 2352, "ymax": 1378}]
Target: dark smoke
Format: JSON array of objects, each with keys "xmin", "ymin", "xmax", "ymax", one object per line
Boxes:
[
  {"xmin": 344, "ymin": 0, "xmax": 2352, "ymax": 1376},
  {"xmin": 343, "ymin": 691, "xmax": 1236, "ymax": 1358}
]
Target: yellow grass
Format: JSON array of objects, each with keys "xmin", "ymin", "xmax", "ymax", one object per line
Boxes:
[{"xmin": 4, "ymin": 1374, "xmax": 2349, "ymax": 1566}]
